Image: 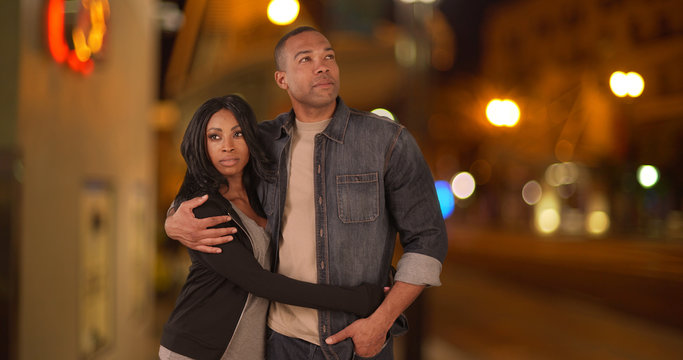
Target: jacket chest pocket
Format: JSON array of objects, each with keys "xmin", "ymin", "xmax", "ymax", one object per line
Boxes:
[{"xmin": 336, "ymin": 172, "xmax": 379, "ymax": 223}]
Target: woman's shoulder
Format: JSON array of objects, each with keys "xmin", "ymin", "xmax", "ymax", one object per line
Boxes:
[{"xmin": 192, "ymin": 193, "xmax": 232, "ymax": 219}]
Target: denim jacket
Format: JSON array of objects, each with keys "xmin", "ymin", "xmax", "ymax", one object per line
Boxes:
[{"xmin": 258, "ymin": 97, "xmax": 448, "ymax": 359}]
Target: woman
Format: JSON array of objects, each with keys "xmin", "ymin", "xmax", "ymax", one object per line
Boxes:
[{"xmin": 159, "ymin": 95, "xmax": 383, "ymax": 360}]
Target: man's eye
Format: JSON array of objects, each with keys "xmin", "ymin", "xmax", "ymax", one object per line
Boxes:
[
  {"xmin": 325, "ymin": 54, "xmax": 335, "ymax": 60},
  {"xmin": 299, "ymin": 57, "xmax": 310, "ymax": 63}
]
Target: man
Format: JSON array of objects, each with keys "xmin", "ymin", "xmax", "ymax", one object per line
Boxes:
[{"xmin": 165, "ymin": 26, "xmax": 447, "ymax": 359}]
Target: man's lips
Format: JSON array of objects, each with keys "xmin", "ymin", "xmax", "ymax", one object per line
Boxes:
[{"xmin": 313, "ymin": 76, "xmax": 335, "ymax": 87}]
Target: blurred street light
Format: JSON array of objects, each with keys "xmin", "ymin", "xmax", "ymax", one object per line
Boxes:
[
  {"xmin": 267, "ymin": 0, "xmax": 299, "ymax": 26},
  {"xmin": 450, "ymin": 172, "xmax": 476, "ymax": 200},
  {"xmin": 637, "ymin": 165, "xmax": 659, "ymax": 188},
  {"xmin": 609, "ymin": 71, "xmax": 644, "ymax": 97},
  {"xmin": 371, "ymin": 108, "xmax": 396, "ymax": 121},
  {"xmin": 486, "ymin": 99, "xmax": 520, "ymax": 127}
]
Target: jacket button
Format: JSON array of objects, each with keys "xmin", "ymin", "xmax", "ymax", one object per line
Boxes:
[
  {"xmin": 320, "ymin": 261, "xmax": 325, "ymax": 269},
  {"xmin": 318, "ymin": 196, "xmax": 322, "ymax": 205},
  {"xmin": 317, "ymin": 164, "xmax": 321, "ymax": 174},
  {"xmin": 320, "ymin": 228, "xmax": 323, "ymax": 237}
]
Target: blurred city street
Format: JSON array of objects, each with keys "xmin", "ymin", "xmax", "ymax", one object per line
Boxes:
[{"xmin": 415, "ymin": 225, "xmax": 683, "ymax": 359}]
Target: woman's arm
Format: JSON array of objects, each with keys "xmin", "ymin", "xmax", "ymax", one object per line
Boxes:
[{"xmin": 192, "ymin": 198, "xmax": 383, "ymax": 317}]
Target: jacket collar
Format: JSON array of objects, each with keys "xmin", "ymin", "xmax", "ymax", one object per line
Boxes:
[{"xmin": 276, "ymin": 97, "xmax": 349, "ymax": 144}]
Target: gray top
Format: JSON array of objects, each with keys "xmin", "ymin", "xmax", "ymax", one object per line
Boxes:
[{"xmin": 221, "ymin": 206, "xmax": 271, "ymax": 360}]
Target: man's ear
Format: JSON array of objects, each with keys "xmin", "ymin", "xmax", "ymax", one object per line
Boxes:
[{"xmin": 274, "ymin": 71, "xmax": 288, "ymax": 90}]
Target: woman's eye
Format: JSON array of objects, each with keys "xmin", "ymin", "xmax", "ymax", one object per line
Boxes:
[
  {"xmin": 234, "ymin": 131, "xmax": 244, "ymax": 138},
  {"xmin": 208, "ymin": 134, "xmax": 221, "ymax": 140}
]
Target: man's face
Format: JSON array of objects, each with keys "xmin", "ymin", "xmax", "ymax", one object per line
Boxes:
[{"xmin": 275, "ymin": 31, "xmax": 340, "ymax": 110}]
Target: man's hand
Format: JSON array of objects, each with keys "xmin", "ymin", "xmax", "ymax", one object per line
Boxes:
[
  {"xmin": 324, "ymin": 314, "xmax": 392, "ymax": 357},
  {"xmin": 164, "ymin": 195, "xmax": 236, "ymax": 253},
  {"xmin": 324, "ymin": 282, "xmax": 425, "ymax": 357}
]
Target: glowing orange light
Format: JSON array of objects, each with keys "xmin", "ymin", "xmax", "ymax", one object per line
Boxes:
[
  {"xmin": 46, "ymin": 0, "xmax": 108, "ymax": 75},
  {"xmin": 47, "ymin": 0, "xmax": 69, "ymax": 63},
  {"xmin": 486, "ymin": 99, "xmax": 520, "ymax": 127}
]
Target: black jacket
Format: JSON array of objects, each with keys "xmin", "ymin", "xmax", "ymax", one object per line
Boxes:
[{"xmin": 160, "ymin": 194, "xmax": 383, "ymax": 359}]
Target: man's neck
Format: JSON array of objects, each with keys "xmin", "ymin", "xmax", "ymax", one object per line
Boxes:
[{"xmin": 292, "ymin": 101, "xmax": 336, "ymax": 123}]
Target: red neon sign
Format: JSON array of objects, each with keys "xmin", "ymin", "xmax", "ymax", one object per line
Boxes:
[{"xmin": 46, "ymin": 0, "xmax": 109, "ymax": 75}]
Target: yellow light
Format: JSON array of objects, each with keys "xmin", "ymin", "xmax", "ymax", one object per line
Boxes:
[
  {"xmin": 587, "ymin": 211, "xmax": 610, "ymax": 235},
  {"xmin": 88, "ymin": 25, "xmax": 105, "ymax": 53},
  {"xmin": 450, "ymin": 172, "xmax": 476, "ymax": 200},
  {"xmin": 534, "ymin": 191, "xmax": 560, "ymax": 234},
  {"xmin": 626, "ymin": 72, "xmax": 644, "ymax": 97},
  {"xmin": 267, "ymin": 0, "xmax": 299, "ymax": 26},
  {"xmin": 610, "ymin": 71, "xmax": 628, "ymax": 97},
  {"xmin": 537, "ymin": 208, "xmax": 560, "ymax": 234},
  {"xmin": 371, "ymin": 108, "xmax": 396, "ymax": 121},
  {"xmin": 610, "ymin": 71, "xmax": 644, "ymax": 97},
  {"xmin": 72, "ymin": 28, "xmax": 92, "ymax": 62},
  {"xmin": 486, "ymin": 99, "xmax": 519, "ymax": 127},
  {"xmin": 637, "ymin": 165, "xmax": 659, "ymax": 188}
]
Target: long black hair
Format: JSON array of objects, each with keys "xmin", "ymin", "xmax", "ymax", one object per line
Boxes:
[{"xmin": 175, "ymin": 94, "xmax": 275, "ymax": 217}]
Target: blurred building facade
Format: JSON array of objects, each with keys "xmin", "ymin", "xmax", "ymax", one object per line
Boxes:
[{"xmin": 2, "ymin": 0, "xmax": 158, "ymax": 359}]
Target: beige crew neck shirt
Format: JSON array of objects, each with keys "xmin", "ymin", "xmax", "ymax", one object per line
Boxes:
[{"xmin": 267, "ymin": 118, "xmax": 331, "ymax": 345}]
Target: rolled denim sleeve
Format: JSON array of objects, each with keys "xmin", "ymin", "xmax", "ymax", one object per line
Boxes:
[
  {"xmin": 394, "ymin": 252, "xmax": 443, "ymax": 287},
  {"xmin": 385, "ymin": 127, "xmax": 448, "ymax": 284}
]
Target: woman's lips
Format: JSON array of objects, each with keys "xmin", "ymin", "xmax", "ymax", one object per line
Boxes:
[{"xmin": 219, "ymin": 158, "xmax": 239, "ymax": 166}]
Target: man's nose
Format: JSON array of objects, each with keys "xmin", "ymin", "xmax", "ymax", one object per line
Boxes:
[{"xmin": 315, "ymin": 61, "xmax": 329, "ymax": 74}]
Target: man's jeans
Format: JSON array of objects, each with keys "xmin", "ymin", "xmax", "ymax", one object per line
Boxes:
[{"xmin": 266, "ymin": 328, "xmax": 394, "ymax": 360}]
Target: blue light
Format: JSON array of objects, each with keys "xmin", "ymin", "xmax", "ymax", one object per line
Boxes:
[{"xmin": 435, "ymin": 180, "xmax": 455, "ymax": 219}]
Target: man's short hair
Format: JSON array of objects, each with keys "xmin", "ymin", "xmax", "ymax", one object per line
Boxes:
[{"xmin": 274, "ymin": 26, "xmax": 321, "ymax": 71}]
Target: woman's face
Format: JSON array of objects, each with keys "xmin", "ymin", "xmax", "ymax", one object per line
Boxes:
[{"xmin": 205, "ymin": 109, "xmax": 250, "ymax": 180}]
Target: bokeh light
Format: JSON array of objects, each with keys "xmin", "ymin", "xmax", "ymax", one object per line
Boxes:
[
  {"xmin": 637, "ymin": 165, "xmax": 659, "ymax": 188},
  {"xmin": 534, "ymin": 192, "xmax": 561, "ymax": 234},
  {"xmin": 450, "ymin": 172, "xmax": 476, "ymax": 200},
  {"xmin": 486, "ymin": 99, "xmax": 520, "ymax": 127},
  {"xmin": 371, "ymin": 108, "xmax": 396, "ymax": 121},
  {"xmin": 537, "ymin": 208, "xmax": 560, "ymax": 234},
  {"xmin": 434, "ymin": 180, "xmax": 455, "ymax": 219},
  {"xmin": 267, "ymin": 0, "xmax": 300, "ymax": 26},
  {"xmin": 545, "ymin": 162, "xmax": 579, "ymax": 187},
  {"xmin": 610, "ymin": 71, "xmax": 644, "ymax": 97},
  {"xmin": 522, "ymin": 180, "xmax": 542, "ymax": 205},
  {"xmin": 587, "ymin": 210, "xmax": 610, "ymax": 235},
  {"xmin": 626, "ymin": 72, "xmax": 645, "ymax": 97}
]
